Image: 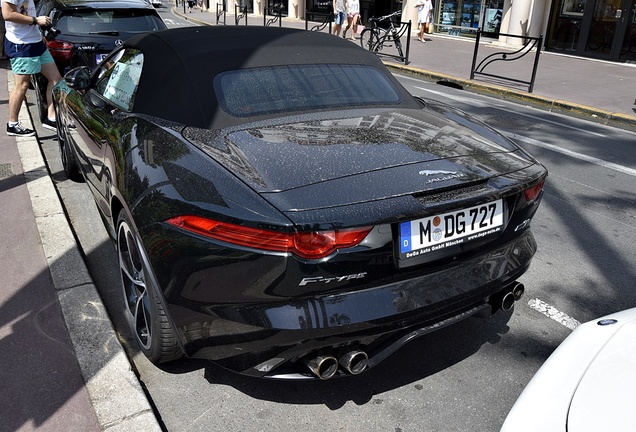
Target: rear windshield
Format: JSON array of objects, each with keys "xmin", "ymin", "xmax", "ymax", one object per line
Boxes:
[
  {"xmin": 56, "ymin": 10, "xmax": 165, "ymax": 36},
  {"xmin": 214, "ymin": 64, "xmax": 402, "ymax": 117}
]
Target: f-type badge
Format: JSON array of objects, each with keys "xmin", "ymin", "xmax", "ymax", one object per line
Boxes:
[{"xmin": 419, "ymin": 170, "xmax": 466, "ymax": 184}]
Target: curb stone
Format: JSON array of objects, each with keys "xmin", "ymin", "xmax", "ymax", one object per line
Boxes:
[{"xmin": 8, "ymin": 72, "xmax": 162, "ymax": 431}]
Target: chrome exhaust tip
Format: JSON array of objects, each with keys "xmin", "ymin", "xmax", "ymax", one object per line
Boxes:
[
  {"xmin": 512, "ymin": 282, "xmax": 525, "ymax": 301},
  {"xmin": 339, "ymin": 350, "xmax": 369, "ymax": 375},
  {"xmin": 486, "ymin": 282, "xmax": 525, "ymax": 315},
  {"xmin": 303, "ymin": 355, "xmax": 338, "ymax": 380},
  {"xmin": 500, "ymin": 291, "xmax": 515, "ymax": 311}
]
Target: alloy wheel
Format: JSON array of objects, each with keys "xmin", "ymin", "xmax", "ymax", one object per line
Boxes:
[
  {"xmin": 118, "ymin": 218, "xmax": 153, "ymax": 350},
  {"xmin": 116, "ymin": 212, "xmax": 182, "ymax": 363}
]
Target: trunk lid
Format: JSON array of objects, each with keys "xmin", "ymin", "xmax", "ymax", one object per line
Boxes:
[{"xmin": 188, "ymin": 107, "xmax": 536, "ymax": 211}]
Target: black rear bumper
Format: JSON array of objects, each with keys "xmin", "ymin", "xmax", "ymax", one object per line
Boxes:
[{"xmin": 177, "ymin": 230, "xmax": 536, "ymax": 378}]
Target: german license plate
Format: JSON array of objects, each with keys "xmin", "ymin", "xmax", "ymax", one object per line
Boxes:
[
  {"xmin": 399, "ymin": 199, "xmax": 503, "ymax": 259},
  {"xmin": 96, "ymin": 53, "xmax": 108, "ymax": 64}
]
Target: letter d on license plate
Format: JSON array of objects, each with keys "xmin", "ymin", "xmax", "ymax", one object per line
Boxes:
[{"xmin": 399, "ymin": 199, "xmax": 503, "ymax": 259}]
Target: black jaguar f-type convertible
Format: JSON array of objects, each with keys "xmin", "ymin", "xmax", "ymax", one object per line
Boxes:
[{"xmin": 52, "ymin": 26, "xmax": 547, "ymax": 379}]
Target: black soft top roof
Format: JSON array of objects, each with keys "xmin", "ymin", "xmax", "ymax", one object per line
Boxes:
[{"xmin": 125, "ymin": 26, "xmax": 416, "ymax": 129}]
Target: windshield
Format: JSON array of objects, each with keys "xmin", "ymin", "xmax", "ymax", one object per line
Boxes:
[
  {"xmin": 57, "ymin": 10, "xmax": 166, "ymax": 36},
  {"xmin": 214, "ymin": 64, "xmax": 402, "ymax": 117}
]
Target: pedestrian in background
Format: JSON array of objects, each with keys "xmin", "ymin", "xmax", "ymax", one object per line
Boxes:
[
  {"xmin": 332, "ymin": 0, "xmax": 348, "ymax": 38},
  {"xmin": 2, "ymin": 0, "xmax": 61, "ymax": 136},
  {"xmin": 342, "ymin": 0, "xmax": 360, "ymax": 40},
  {"xmin": 414, "ymin": 0, "xmax": 433, "ymax": 42}
]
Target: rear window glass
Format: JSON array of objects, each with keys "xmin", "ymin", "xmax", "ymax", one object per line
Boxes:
[
  {"xmin": 57, "ymin": 10, "xmax": 165, "ymax": 35},
  {"xmin": 214, "ymin": 64, "xmax": 402, "ymax": 117}
]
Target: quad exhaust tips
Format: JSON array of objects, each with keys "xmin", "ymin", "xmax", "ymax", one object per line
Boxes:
[{"xmin": 303, "ymin": 349, "xmax": 369, "ymax": 379}]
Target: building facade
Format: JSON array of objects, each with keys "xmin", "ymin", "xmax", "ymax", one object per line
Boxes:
[{"xmin": 230, "ymin": 0, "xmax": 635, "ymax": 62}]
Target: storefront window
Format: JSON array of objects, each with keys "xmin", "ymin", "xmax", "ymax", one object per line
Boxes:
[
  {"xmin": 483, "ymin": 0, "xmax": 503, "ymax": 35},
  {"xmin": 619, "ymin": 1, "xmax": 636, "ymax": 61},
  {"xmin": 584, "ymin": 0, "xmax": 622, "ymax": 55},
  {"xmin": 439, "ymin": 0, "xmax": 480, "ymax": 34},
  {"xmin": 547, "ymin": 0, "xmax": 585, "ymax": 51},
  {"xmin": 238, "ymin": 0, "xmax": 253, "ymax": 13},
  {"xmin": 267, "ymin": 0, "xmax": 288, "ymax": 16},
  {"xmin": 306, "ymin": 0, "xmax": 331, "ymax": 13}
]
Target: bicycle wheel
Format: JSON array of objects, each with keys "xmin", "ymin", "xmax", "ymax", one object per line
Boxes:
[{"xmin": 360, "ymin": 28, "xmax": 376, "ymax": 51}]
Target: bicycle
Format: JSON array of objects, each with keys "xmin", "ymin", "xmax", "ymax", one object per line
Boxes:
[{"xmin": 359, "ymin": 11, "xmax": 404, "ymax": 59}]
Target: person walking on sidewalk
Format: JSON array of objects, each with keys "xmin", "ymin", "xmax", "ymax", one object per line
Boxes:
[
  {"xmin": 332, "ymin": 0, "xmax": 348, "ymax": 38},
  {"xmin": 342, "ymin": 0, "xmax": 360, "ymax": 40},
  {"xmin": 414, "ymin": 0, "xmax": 433, "ymax": 42},
  {"xmin": 2, "ymin": 0, "xmax": 61, "ymax": 136}
]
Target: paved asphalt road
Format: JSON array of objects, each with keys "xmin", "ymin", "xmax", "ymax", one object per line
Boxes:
[
  {"xmin": 34, "ymin": 65, "xmax": 636, "ymax": 430},
  {"xmin": 17, "ymin": 4, "xmax": 636, "ymax": 431}
]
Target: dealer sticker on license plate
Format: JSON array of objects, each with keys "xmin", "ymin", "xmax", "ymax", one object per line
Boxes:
[{"xmin": 399, "ymin": 199, "xmax": 503, "ymax": 259}]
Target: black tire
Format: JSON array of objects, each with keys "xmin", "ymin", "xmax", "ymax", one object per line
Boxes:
[
  {"xmin": 32, "ymin": 75, "xmax": 47, "ymax": 123},
  {"xmin": 117, "ymin": 211, "xmax": 183, "ymax": 364},
  {"xmin": 360, "ymin": 28, "xmax": 376, "ymax": 51},
  {"xmin": 55, "ymin": 105, "xmax": 82, "ymax": 181},
  {"xmin": 395, "ymin": 37, "xmax": 404, "ymax": 59}
]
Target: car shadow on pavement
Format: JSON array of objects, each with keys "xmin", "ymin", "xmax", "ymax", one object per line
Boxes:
[{"xmin": 160, "ymin": 310, "xmax": 515, "ymax": 409}]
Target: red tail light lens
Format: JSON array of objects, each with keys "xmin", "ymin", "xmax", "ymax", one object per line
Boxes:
[
  {"xmin": 47, "ymin": 40, "xmax": 74, "ymax": 63},
  {"xmin": 166, "ymin": 215, "xmax": 372, "ymax": 260},
  {"xmin": 524, "ymin": 180, "xmax": 545, "ymax": 202}
]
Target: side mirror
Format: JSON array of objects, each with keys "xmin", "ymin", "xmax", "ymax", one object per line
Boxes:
[{"xmin": 64, "ymin": 67, "xmax": 91, "ymax": 90}]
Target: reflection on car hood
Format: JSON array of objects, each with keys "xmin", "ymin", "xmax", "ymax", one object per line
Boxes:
[{"xmin": 184, "ymin": 107, "xmax": 537, "ymax": 210}]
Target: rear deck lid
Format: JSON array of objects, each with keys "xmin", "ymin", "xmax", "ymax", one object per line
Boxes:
[{"xmin": 189, "ymin": 106, "xmax": 536, "ymax": 210}]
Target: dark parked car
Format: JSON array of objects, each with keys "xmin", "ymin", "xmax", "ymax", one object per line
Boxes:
[
  {"xmin": 32, "ymin": 0, "xmax": 166, "ymax": 120},
  {"xmin": 52, "ymin": 26, "xmax": 547, "ymax": 380}
]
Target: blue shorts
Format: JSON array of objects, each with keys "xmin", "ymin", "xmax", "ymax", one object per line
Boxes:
[
  {"xmin": 5, "ymin": 40, "xmax": 55, "ymax": 75},
  {"xmin": 334, "ymin": 11, "xmax": 346, "ymax": 25}
]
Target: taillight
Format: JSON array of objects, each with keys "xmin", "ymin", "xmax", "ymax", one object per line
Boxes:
[
  {"xmin": 47, "ymin": 40, "xmax": 74, "ymax": 63},
  {"xmin": 165, "ymin": 215, "xmax": 372, "ymax": 260},
  {"xmin": 524, "ymin": 180, "xmax": 545, "ymax": 202}
]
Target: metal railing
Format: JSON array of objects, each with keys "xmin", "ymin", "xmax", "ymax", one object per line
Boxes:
[
  {"xmin": 304, "ymin": 11, "xmax": 333, "ymax": 33},
  {"xmin": 470, "ymin": 29, "xmax": 543, "ymax": 93},
  {"xmin": 263, "ymin": 7, "xmax": 284, "ymax": 27},
  {"xmin": 235, "ymin": 5, "xmax": 248, "ymax": 25},
  {"xmin": 216, "ymin": 0, "xmax": 226, "ymax": 25}
]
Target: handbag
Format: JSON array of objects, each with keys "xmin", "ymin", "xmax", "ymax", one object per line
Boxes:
[{"xmin": 356, "ymin": 25, "xmax": 365, "ymax": 34}]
